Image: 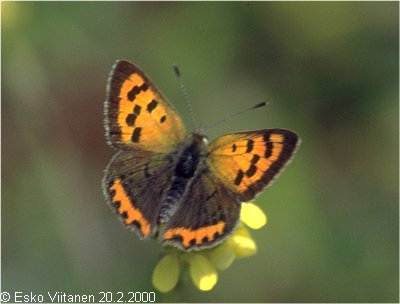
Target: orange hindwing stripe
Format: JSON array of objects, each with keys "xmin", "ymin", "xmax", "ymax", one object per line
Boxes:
[
  {"xmin": 164, "ymin": 222, "xmax": 226, "ymax": 248},
  {"xmin": 110, "ymin": 178, "xmax": 151, "ymax": 237}
]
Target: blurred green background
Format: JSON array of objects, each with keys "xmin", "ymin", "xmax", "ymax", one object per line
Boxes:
[{"xmin": 2, "ymin": 2, "xmax": 398, "ymax": 302}]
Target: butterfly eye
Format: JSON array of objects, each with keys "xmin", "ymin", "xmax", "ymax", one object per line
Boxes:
[{"xmin": 202, "ymin": 137, "xmax": 209, "ymax": 145}]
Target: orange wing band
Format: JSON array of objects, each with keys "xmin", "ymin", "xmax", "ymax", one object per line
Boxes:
[
  {"xmin": 211, "ymin": 133, "xmax": 284, "ymax": 193},
  {"xmin": 110, "ymin": 178, "xmax": 151, "ymax": 237},
  {"xmin": 163, "ymin": 221, "xmax": 225, "ymax": 248},
  {"xmin": 115, "ymin": 69, "xmax": 185, "ymax": 149}
]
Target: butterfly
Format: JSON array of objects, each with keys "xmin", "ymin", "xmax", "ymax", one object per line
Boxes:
[{"xmin": 103, "ymin": 60, "xmax": 300, "ymax": 251}]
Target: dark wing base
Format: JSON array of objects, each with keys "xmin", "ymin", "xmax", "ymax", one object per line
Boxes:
[{"xmin": 161, "ymin": 172, "xmax": 241, "ymax": 251}]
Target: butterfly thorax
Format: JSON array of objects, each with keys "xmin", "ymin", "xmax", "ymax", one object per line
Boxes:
[
  {"xmin": 158, "ymin": 133, "xmax": 208, "ymax": 224},
  {"xmin": 175, "ymin": 133, "xmax": 208, "ymax": 177}
]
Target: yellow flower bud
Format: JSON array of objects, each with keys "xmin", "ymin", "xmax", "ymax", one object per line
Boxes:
[
  {"xmin": 207, "ymin": 242, "xmax": 236, "ymax": 270},
  {"xmin": 228, "ymin": 226, "xmax": 257, "ymax": 257},
  {"xmin": 152, "ymin": 253, "xmax": 180, "ymax": 293},
  {"xmin": 188, "ymin": 253, "xmax": 218, "ymax": 291},
  {"xmin": 240, "ymin": 202, "xmax": 267, "ymax": 230}
]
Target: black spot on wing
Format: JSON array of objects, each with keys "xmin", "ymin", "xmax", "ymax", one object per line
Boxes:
[
  {"xmin": 130, "ymin": 220, "xmax": 143, "ymax": 232},
  {"xmin": 112, "ymin": 201, "xmax": 121, "ymax": 210},
  {"xmin": 133, "ymin": 105, "xmax": 141, "ymax": 115},
  {"xmin": 246, "ymin": 139, "xmax": 254, "ymax": 153},
  {"xmin": 234, "ymin": 170, "xmax": 244, "ymax": 186},
  {"xmin": 265, "ymin": 142, "xmax": 273, "ymax": 158},
  {"xmin": 246, "ymin": 164, "xmax": 257, "ymax": 177},
  {"xmin": 213, "ymin": 231, "xmax": 220, "ymax": 239},
  {"xmin": 127, "ymin": 83, "xmax": 148, "ymax": 101},
  {"xmin": 131, "ymin": 127, "xmax": 142, "ymax": 143},
  {"xmin": 251, "ymin": 154, "xmax": 260, "ymax": 164},
  {"xmin": 126, "ymin": 113, "xmax": 136, "ymax": 126},
  {"xmin": 169, "ymin": 234, "xmax": 183, "ymax": 244},
  {"xmin": 147, "ymin": 99, "xmax": 158, "ymax": 113}
]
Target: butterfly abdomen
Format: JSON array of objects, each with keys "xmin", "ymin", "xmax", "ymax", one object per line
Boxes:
[
  {"xmin": 158, "ymin": 177, "xmax": 186, "ymax": 224},
  {"xmin": 158, "ymin": 134, "xmax": 208, "ymax": 223}
]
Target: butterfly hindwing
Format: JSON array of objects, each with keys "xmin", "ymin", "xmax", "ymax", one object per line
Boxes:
[
  {"xmin": 207, "ymin": 129, "xmax": 299, "ymax": 201},
  {"xmin": 105, "ymin": 60, "xmax": 186, "ymax": 153},
  {"xmin": 103, "ymin": 149, "xmax": 176, "ymax": 239},
  {"xmin": 161, "ymin": 172, "xmax": 240, "ymax": 251}
]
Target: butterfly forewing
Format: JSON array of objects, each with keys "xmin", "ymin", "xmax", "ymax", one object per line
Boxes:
[
  {"xmin": 105, "ymin": 60, "xmax": 186, "ymax": 153},
  {"xmin": 207, "ymin": 129, "xmax": 299, "ymax": 201}
]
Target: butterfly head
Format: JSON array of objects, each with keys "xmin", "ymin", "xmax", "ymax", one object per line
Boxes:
[{"xmin": 187, "ymin": 132, "xmax": 209, "ymax": 154}]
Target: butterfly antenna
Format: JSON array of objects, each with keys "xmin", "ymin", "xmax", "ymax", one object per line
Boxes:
[
  {"xmin": 204, "ymin": 101, "xmax": 268, "ymax": 132},
  {"xmin": 173, "ymin": 65, "xmax": 198, "ymax": 130}
]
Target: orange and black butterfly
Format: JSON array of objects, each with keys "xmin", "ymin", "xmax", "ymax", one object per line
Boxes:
[{"xmin": 103, "ymin": 60, "xmax": 300, "ymax": 251}]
